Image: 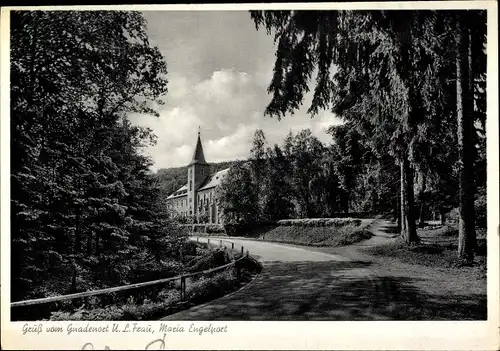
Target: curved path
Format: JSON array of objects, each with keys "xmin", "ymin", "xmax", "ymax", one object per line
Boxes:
[
  {"xmin": 161, "ymin": 219, "xmax": 404, "ymax": 321},
  {"xmin": 162, "ymin": 219, "xmax": 487, "ymax": 320}
]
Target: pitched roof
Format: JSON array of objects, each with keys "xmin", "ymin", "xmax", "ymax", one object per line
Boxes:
[
  {"xmin": 197, "ymin": 168, "xmax": 230, "ymax": 191},
  {"xmin": 166, "ymin": 168, "xmax": 230, "ymax": 199},
  {"xmin": 189, "ymin": 131, "xmax": 208, "ymax": 166},
  {"xmin": 166, "ymin": 184, "xmax": 188, "ymax": 199}
]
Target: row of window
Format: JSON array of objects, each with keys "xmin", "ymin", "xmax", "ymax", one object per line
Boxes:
[
  {"xmin": 168, "ymin": 190, "xmax": 214, "ymax": 211},
  {"xmin": 177, "ymin": 210, "xmax": 193, "ymax": 217}
]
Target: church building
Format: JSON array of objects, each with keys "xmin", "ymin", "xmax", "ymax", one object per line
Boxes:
[{"xmin": 166, "ymin": 131, "xmax": 229, "ymax": 224}]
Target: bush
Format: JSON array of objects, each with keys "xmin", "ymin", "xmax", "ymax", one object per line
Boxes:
[
  {"xmin": 259, "ymin": 221, "xmax": 370, "ymax": 247},
  {"xmin": 180, "ymin": 241, "xmax": 198, "ymax": 256},
  {"xmin": 205, "ymin": 224, "xmax": 225, "ymax": 234},
  {"xmin": 223, "ymin": 220, "xmax": 259, "ymax": 235},
  {"xmin": 50, "ymin": 304, "xmax": 126, "ymax": 321},
  {"xmin": 186, "ymin": 270, "xmax": 238, "ymax": 303},
  {"xmin": 447, "ymin": 194, "xmax": 487, "ymax": 229},
  {"xmin": 49, "ymin": 270, "xmax": 241, "ymax": 321},
  {"xmin": 475, "ymin": 194, "xmax": 487, "ymax": 229},
  {"xmin": 173, "ymin": 214, "xmax": 189, "ymax": 224},
  {"xmin": 189, "ymin": 224, "xmax": 226, "ymax": 234},
  {"xmin": 129, "ymin": 259, "xmax": 183, "ymax": 283},
  {"xmin": 186, "ymin": 249, "xmax": 231, "ymax": 272},
  {"xmin": 121, "ymin": 290, "xmax": 181, "ymax": 320},
  {"xmin": 446, "ymin": 207, "xmax": 460, "ymax": 223},
  {"xmin": 49, "ymin": 289, "xmax": 182, "ymax": 321},
  {"xmin": 276, "ymin": 218, "xmax": 361, "ymax": 227},
  {"xmin": 191, "ymin": 224, "xmax": 205, "ymax": 233}
]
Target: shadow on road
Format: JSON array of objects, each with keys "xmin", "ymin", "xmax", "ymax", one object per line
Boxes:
[{"xmin": 165, "ymin": 259, "xmax": 486, "ymax": 321}]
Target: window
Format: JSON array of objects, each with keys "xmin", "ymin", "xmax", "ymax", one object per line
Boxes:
[
  {"xmin": 189, "ymin": 198, "xmax": 192, "ymax": 203},
  {"xmin": 189, "ymin": 181, "xmax": 192, "ymax": 191}
]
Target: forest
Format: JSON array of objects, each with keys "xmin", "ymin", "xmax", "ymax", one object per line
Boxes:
[
  {"xmin": 10, "ymin": 11, "xmax": 182, "ymax": 303},
  {"xmin": 218, "ymin": 125, "xmax": 486, "ymax": 229},
  {"xmin": 242, "ymin": 9, "xmax": 487, "ymax": 265}
]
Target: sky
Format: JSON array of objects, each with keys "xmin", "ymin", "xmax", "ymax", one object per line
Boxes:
[{"xmin": 128, "ymin": 11, "xmax": 343, "ymax": 171}]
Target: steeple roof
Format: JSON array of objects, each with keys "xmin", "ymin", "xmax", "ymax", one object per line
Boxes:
[{"xmin": 189, "ymin": 129, "xmax": 208, "ymax": 166}]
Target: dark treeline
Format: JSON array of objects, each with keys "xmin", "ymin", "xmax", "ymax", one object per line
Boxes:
[
  {"xmin": 10, "ymin": 11, "xmax": 186, "ymax": 302},
  {"xmin": 248, "ymin": 10, "xmax": 486, "ymax": 263},
  {"xmin": 218, "ymin": 128, "xmax": 394, "ymax": 224},
  {"xmin": 219, "ymin": 125, "xmax": 485, "ymax": 231}
]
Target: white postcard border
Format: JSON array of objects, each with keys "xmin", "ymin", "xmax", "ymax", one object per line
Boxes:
[{"xmin": 1, "ymin": 2, "xmax": 498, "ymax": 350}]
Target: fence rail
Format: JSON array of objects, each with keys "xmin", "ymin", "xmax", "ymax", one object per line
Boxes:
[{"xmin": 11, "ymin": 237, "xmax": 249, "ymax": 309}]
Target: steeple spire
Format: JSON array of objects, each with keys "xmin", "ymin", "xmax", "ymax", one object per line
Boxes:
[{"xmin": 190, "ymin": 128, "xmax": 208, "ymax": 165}]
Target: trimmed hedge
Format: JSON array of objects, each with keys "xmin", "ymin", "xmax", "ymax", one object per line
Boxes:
[
  {"xmin": 259, "ymin": 223, "xmax": 371, "ymax": 247},
  {"xmin": 276, "ymin": 218, "xmax": 361, "ymax": 227},
  {"xmin": 206, "ymin": 224, "xmax": 225, "ymax": 234}
]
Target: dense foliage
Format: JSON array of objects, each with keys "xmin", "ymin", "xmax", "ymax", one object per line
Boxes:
[
  {"xmin": 217, "ymin": 129, "xmax": 400, "ymax": 226},
  {"xmin": 10, "ymin": 11, "xmax": 187, "ymax": 302},
  {"xmin": 250, "ymin": 10, "xmax": 486, "ymax": 263}
]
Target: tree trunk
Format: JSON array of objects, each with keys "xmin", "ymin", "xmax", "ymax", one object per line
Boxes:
[
  {"xmin": 400, "ymin": 155, "xmax": 419, "ymax": 243},
  {"xmin": 456, "ymin": 17, "xmax": 476, "ymax": 263},
  {"xmin": 400, "ymin": 160, "xmax": 407, "ymax": 234},
  {"xmin": 395, "ymin": 197, "xmax": 401, "ymax": 231},
  {"xmin": 418, "ymin": 171, "xmax": 427, "ymax": 227},
  {"xmin": 87, "ymin": 231, "xmax": 93, "ymax": 255},
  {"xmin": 70, "ymin": 262, "xmax": 77, "ymax": 293},
  {"xmin": 74, "ymin": 209, "xmax": 82, "ymax": 254}
]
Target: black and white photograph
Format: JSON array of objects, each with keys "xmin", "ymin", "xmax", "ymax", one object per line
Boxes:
[{"xmin": 1, "ymin": 3, "xmax": 498, "ymax": 350}]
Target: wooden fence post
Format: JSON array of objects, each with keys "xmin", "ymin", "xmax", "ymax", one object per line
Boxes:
[
  {"xmin": 220, "ymin": 240, "xmax": 222, "ymax": 247},
  {"xmin": 241, "ymin": 246, "xmax": 244, "ymax": 255},
  {"xmin": 180, "ymin": 276, "xmax": 186, "ymax": 301},
  {"xmin": 231, "ymin": 242, "xmax": 234, "ymax": 250}
]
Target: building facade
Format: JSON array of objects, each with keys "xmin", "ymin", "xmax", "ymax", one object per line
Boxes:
[{"xmin": 166, "ymin": 132, "xmax": 229, "ymax": 224}]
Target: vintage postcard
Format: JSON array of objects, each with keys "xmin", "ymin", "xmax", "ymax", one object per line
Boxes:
[{"xmin": 1, "ymin": 2, "xmax": 499, "ymax": 350}]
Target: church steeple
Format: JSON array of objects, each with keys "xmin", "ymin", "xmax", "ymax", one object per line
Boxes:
[
  {"xmin": 187, "ymin": 128, "xmax": 210, "ymax": 223},
  {"xmin": 190, "ymin": 128, "xmax": 208, "ymax": 165}
]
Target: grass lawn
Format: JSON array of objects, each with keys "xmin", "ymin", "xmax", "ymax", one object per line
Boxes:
[
  {"xmin": 363, "ymin": 224, "xmax": 487, "ymax": 269},
  {"xmin": 310, "ymin": 222, "xmax": 487, "ymax": 320},
  {"xmin": 255, "ymin": 220, "xmax": 373, "ymax": 247}
]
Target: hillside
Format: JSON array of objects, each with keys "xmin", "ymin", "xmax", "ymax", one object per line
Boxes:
[{"xmin": 156, "ymin": 161, "xmax": 236, "ymax": 195}]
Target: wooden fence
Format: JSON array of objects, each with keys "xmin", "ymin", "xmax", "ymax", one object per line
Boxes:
[{"xmin": 11, "ymin": 238, "xmax": 250, "ymax": 319}]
